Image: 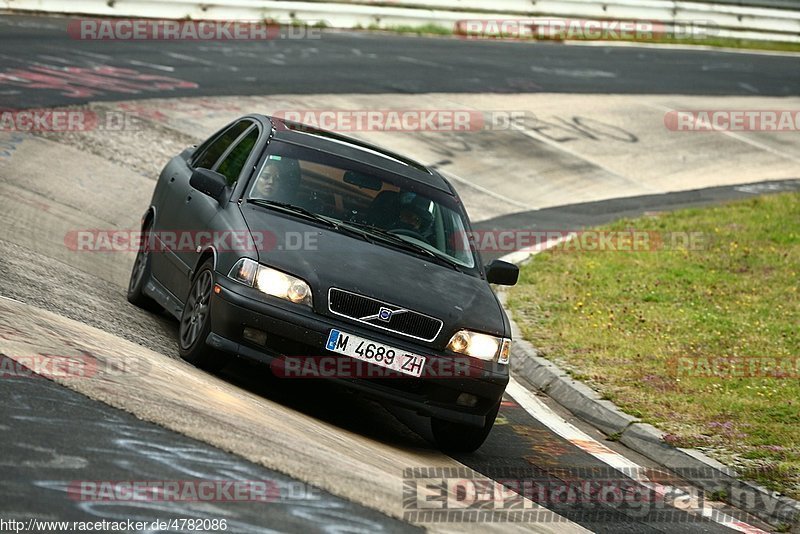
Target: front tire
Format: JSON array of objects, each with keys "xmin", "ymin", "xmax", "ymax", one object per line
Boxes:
[
  {"xmin": 178, "ymin": 259, "xmax": 228, "ymax": 372},
  {"xmin": 431, "ymin": 400, "xmax": 501, "ymax": 453}
]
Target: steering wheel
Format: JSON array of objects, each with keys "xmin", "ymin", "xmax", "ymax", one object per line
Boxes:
[{"xmin": 389, "ymin": 228, "xmax": 427, "ymax": 242}]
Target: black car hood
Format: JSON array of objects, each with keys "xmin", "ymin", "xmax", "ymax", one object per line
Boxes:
[{"xmin": 241, "ymin": 204, "xmax": 507, "ymax": 346}]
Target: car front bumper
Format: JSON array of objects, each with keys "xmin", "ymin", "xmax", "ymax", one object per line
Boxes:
[{"xmin": 207, "ymin": 276, "xmax": 509, "ymax": 427}]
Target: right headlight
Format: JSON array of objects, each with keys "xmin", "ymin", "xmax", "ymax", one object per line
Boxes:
[
  {"xmin": 447, "ymin": 330, "xmax": 511, "ymax": 364},
  {"xmin": 229, "ymin": 258, "xmax": 312, "ymax": 307}
]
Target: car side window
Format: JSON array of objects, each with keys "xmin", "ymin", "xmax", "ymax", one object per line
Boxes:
[
  {"xmin": 215, "ymin": 128, "xmax": 259, "ymax": 186},
  {"xmin": 192, "ymin": 121, "xmax": 251, "ymax": 170}
]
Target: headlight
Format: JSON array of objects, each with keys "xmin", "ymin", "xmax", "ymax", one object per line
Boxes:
[
  {"xmin": 229, "ymin": 258, "xmax": 312, "ymax": 307},
  {"xmin": 447, "ymin": 330, "xmax": 511, "ymax": 364}
]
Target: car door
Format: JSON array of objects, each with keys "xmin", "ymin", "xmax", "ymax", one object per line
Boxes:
[
  {"xmin": 152, "ymin": 120, "xmax": 253, "ymax": 302},
  {"xmin": 173, "ymin": 123, "xmax": 262, "ymax": 301}
]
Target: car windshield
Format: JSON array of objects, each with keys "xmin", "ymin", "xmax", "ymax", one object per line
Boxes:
[{"xmin": 247, "ymin": 142, "xmax": 476, "ymax": 269}]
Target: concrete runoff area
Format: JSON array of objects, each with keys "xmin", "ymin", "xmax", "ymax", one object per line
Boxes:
[{"xmin": 32, "ymin": 93, "xmax": 800, "ymax": 222}]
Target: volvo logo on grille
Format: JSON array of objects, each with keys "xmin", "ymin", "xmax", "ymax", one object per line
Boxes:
[{"xmin": 331, "ymin": 288, "xmax": 440, "ymax": 341}]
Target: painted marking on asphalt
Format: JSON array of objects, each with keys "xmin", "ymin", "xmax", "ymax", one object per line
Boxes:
[
  {"xmin": 0, "ymin": 133, "xmax": 26, "ymax": 163},
  {"xmin": 351, "ymin": 48, "xmax": 377, "ymax": 59},
  {"xmin": 509, "ymin": 121, "xmax": 661, "ymax": 193},
  {"xmin": 530, "ymin": 65, "xmax": 616, "ymax": 78},
  {"xmin": 738, "ymin": 82, "xmax": 760, "ymax": 94},
  {"xmin": 506, "ymin": 378, "xmax": 768, "ymax": 533},
  {"xmin": 71, "ymin": 50, "xmax": 113, "ymax": 61},
  {"xmin": 0, "ymin": 58, "xmax": 198, "ymax": 98},
  {"xmin": 499, "ymin": 233, "xmax": 577, "ymax": 264},
  {"xmin": 37, "ymin": 55, "xmax": 72, "ymax": 64},
  {"xmin": 507, "ymin": 379, "xmax": 643, "ymax": 472},
  {"xmin": 435, "ymin": 168, "xmax": 532, "ymax": 210},
  {"xmin": 723, "ymin": 131, "xmax": 800, "ymax": 164},
  {"xmin": 647, "ymin": 102, "xmax": 800, "ymax": 165},
  {"xmin": 164, "ymin": 52, "xmax": 239, "ymax": 71},
  {"xmin": 735, "ymin": 180, "xmax": 800, "ymax": 195},
  {"xmin": 127, "ymin": 59, "xmax": 176, "ymax": 72},
  {"xmin": 397, "ymin": 56, "xmax": 452, "ymax": 70}
]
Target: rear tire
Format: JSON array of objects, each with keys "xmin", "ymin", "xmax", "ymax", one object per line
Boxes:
[
  {"xmin": 431, "ymin": 400, "xmax": 501, "ymax": 453},
  {"xmin": 127, "ymin": 223, "xmax": 162, "ymax": 313},
  {"xmin": 178, "ymin": 259, "xmax": 228, "ymax": 373}
]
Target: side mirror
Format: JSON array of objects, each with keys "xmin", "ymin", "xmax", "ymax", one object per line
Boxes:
[
  {"xmin": 190, "ymin": 168, "xmax": 228, "ymax": 204},
  {"xmin": 486, "ymin": 259, "xmax": 519, "ymax": 286}
]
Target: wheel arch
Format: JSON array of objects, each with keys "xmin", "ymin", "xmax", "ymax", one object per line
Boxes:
[
  {"xmin": 141, "ymin": 207, "xmax": 156, "ymax": 231},
  {"xmin": 192, "ymin": 247, "xmax": 218, "ymax": 281}
]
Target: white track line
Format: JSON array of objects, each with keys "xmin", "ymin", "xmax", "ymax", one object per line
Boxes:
[
  {"xmin": 507, "ymin": 361, "xmax": 767, "ymax": 533},
  {"xmin": 436, "ymin": 167, "xmax": 533, "ymax": 211},
  {"xmin": 509, "ymin": 122, "xmax": 662, "ymax": 193},
  {"xmin": 127, "ymin": 59, "xmax": 176, "ymax": 72},
  {"xmin": 646, "ymin": 102, "xmax": 800, "ymax": 165}
]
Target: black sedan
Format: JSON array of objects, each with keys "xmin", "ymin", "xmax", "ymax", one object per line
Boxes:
[{"xmin": 128, "ymin": 115, "xmax": 519, "ymax": 451}]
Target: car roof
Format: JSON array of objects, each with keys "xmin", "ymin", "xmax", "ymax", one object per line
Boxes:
[{"xmin": 249, "ymin": 114, "xmax": 454, "ymax": 194}]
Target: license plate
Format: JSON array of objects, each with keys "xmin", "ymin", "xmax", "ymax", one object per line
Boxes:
[{"xmin": 325, "ymin": 329, "xmax": 427, "ymax": 378}]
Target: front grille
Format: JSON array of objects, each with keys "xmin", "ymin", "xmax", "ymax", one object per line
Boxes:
[{"xmin": 328, "ymin": 288, "xmax": 443, "ymax": 342}]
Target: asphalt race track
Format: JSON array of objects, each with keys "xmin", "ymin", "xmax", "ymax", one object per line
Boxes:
[
  {"xmin": 0, "ymin": 14, "xmax": 799, "ymax": 111},
  {"xmin": 1, "ymin": 12, "xmax": 799, "ymax": 534}
]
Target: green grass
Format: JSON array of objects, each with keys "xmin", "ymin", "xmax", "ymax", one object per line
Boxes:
[
  {"xmin": 660, "ymin": 36, "xmax": 800, "ymax": 53},
  {"xmin": 354, "ymin": 23, "xmax": 455, "ymax": 36},
  {"xmin": 501, "ymin": 34, "xmax": 800, "ymax": 53},
  {"xmin": 507, "ymin": 192, "xmax": 800, "ymax": 498}
]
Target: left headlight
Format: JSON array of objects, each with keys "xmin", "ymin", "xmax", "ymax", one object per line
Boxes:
[
  {"xmin": 229, "ymin": 258, "xmax": 313, "ymax": 307},
  {"xmin": 447, "ymin": 330, "xmax": 511, "ymax": 364}
]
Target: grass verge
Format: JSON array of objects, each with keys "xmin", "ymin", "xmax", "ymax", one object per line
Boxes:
[{"xmin": 506, "ymin": 192, "xmax": 800, "ymax": 498}]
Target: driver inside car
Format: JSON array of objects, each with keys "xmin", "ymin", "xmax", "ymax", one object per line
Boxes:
[
  {"xmin": 396, "ymin": 193, "xmax": 434, "ymax": 242},
  {"xmin": 251, "ymin": 157, "xmax": 301, "ymax": 204}
]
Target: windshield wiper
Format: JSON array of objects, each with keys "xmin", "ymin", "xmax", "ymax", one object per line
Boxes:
[
  {"xmin": 342, "ymin": 221, "xmax": 463, "ymax": 272},
  {"xmin": 246, "ymin": 199, "xmax": 340, "ymax": 229},
  {"xmin": 246, "ymin": 200, "xmax": 462, "ymax": 270},
  {"xmin": 246, "ymin": 199, "xmax": 373, "ymax": 243}
]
